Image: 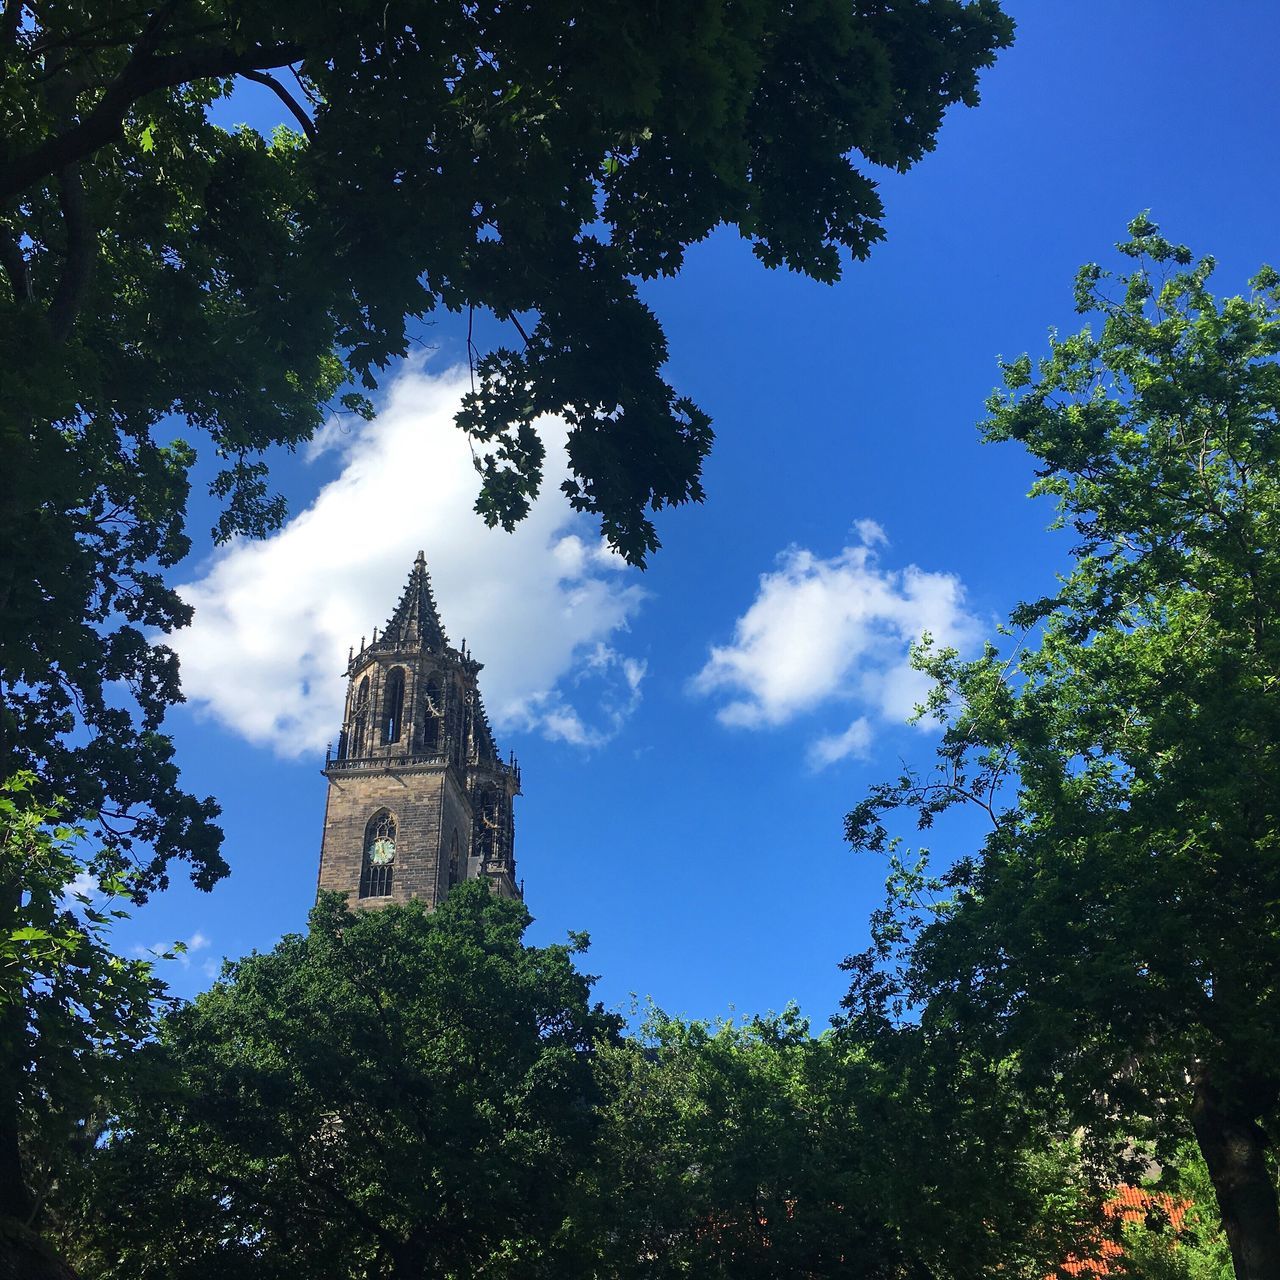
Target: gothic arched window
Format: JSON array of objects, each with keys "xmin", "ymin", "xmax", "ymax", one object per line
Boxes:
[
  {"xmin": 359, "ymin": 811, "xmax": 396, "ymax": 899},
  {"xmin": 422, "ymin": 675, "xmax": 444, "ymax": 753},
  {"xmin": 381, "ymin": 667, "xmax": 406, "ymax": 745},
  {"xmin": 352, "ymin": 676, "xmax": 370, "ymax": 758},
  {"xmin": 448, "ymin": 829, "xmax": 461, "ymax": 889},
  {"xmin": 476, "ymin": 787, "xmax": 500, "ymax": 861}
]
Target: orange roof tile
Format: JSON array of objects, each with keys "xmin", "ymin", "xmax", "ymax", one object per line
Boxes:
[{"xmin": 1058, "ymin": 1188, "xmax": 1187, "ymax": 1277}]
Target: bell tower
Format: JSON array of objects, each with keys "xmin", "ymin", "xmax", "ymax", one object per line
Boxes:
[{"xmin": 317, "ymin": 552, "xmax": 522, "ymax": 907}]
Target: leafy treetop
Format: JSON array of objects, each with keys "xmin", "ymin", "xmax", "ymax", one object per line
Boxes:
[{"xmin": 845, "ymin": 216, "xmax": 1280, "ymax": 1280}]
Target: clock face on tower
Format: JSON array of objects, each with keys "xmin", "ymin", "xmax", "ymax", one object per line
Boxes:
[{"xmin": 369, "ymin": 836, "xmax": 396, "ymax": 866}]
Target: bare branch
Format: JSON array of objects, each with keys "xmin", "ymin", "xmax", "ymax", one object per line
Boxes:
[
  {"xmin": 505, "ymin": 310, "xmax": 531, "ymax": 346},
  {"xmin": 289, "ymin": 62, "xmax": 322, "ymax": 107},
  {"xmin": 240, "ymin": 68, "xmax": 317, "ymax": 141}
]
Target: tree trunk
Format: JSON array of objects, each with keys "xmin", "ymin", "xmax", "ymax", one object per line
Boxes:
[{"xmin": 1191, "ymin": 1074, "xmax": 1280, "ymax": 1280}]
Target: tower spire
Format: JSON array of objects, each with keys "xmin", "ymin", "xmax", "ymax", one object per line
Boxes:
[
  {"xmin": 319, "ymin": 549, "xmax": 522, "ymax": 911},
  {"xmin": 378, "ymin": 549, "xmax": 448, "ymax": 652}
]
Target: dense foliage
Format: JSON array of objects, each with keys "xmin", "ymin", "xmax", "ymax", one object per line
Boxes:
[
  {"xmin": 63, "ymin": 883, "xmax": 618, "ymax": 1279},
  {"xmin": 1119, "ymin": 1145, "xmax": 1234, "ymax": 1280},
  {"xmin": 0, "ymin": 3, "xmax": 1012, "ymax": 1257},
  {"xmin": 0, "ymin": 779, "xmax": 161, "ymax": 1272},
  {"xmin": 845, "ymin": 218, "xmax": 1280, "ymax": 1280},
  {"xmin": 589, "ymin": 1006, "xmax": 1089, "ymax": 1278},
  {"xmin": 59, "ymin": 884, "xmax": 1093, "ymax": 1280}
]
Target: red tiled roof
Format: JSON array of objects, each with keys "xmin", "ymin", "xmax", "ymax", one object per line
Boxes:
[{"xmin": 1058, "ymin": 1187, "xmax": 1188, "ymax": 1277}]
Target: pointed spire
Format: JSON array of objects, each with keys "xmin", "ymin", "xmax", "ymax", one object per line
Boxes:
[{"xmin": 378, "ymin": 550, "xmax": 449, "ymax": 652}]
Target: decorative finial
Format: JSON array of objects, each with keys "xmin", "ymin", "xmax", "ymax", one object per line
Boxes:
[
  {"xmin": 415, "ymin": 548, "xmax": 426, "ymax": 565},
  {"xmin": 372, "ymin": 626, "xmax": 377, "ymax": 643}
]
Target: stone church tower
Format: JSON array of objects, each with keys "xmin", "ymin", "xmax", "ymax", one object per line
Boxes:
[{"xmin": 317, "ymin": 552, "xmax": 522, "ymax": 906}]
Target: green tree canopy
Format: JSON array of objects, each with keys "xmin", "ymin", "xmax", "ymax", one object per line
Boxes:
[
  {"xmin": 588, "ymin": 1005, "xmax": 1089, "ymax": 1278},
  {"xmin": 0, "ymin": 0, "xmax": 1013, "ymax": 900},
  {"xmin": 60, "ymin": 885, "xmax": 1092, "ymax": 1279},
  {"xmin": 63, "ymin": 882, "xmax": 619, "ymax": 1279},
  {"xmin": 845, "ymin": 217, "xmax": 1280, "ymax": 1280}
]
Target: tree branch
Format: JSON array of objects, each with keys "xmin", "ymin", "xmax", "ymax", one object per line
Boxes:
[
  {"xmin": 49, "ymin": 163, "xmax": 92, "ymax": 341},
  {"xmin": 0, "ymin": 40, "xmax": 305, "ymax": 205},
  {"xmin": 240, "ymin": 68, "xmax": 317, "ymax": 142},
  {"xmin": 505, "ymin": 310, "xmax": 531, "ymax": 346},
  {"xmin": 289, "ymin": 63, "xmax": 322, "ymax": 107}
]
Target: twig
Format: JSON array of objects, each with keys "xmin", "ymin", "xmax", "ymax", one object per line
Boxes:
[
  {"xmin": 505, "ymin": 310, "xmax": 530, "ymax": 346},
  {"xmin": 289, "ymin": 62, "xmax": 322, "ymax": 107},
  {"xmin": 466, "ymin": 304, "xmax": 477, "ymax": 394}
]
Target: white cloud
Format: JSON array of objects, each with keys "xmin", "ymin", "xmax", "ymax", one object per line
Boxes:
[
  {"xmin": 807, "ymin": 717, "xmax": 873, "ymax": 769},
  {"xmin": 172, "ymin": 361, "xmax": 647, "ymax": 758},
  {"xmin": 61, "ymin": 870, "xmax": 100, "ymax": 906},
  {"xmin": 853, "ymin": 518, "xmax": 888, "ymax": 548},
  {"xmin": 691, "ymin": 525, "xmax": 979, "ymax": 766},
  {"xmin": 504, "ymin": 643, "xmax": 647, "ymax": 749}
]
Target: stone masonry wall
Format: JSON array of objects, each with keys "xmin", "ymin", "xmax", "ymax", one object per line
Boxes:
[{"xmin": 319, "ymin": 765, "xmax": 452, "ymax": 908}]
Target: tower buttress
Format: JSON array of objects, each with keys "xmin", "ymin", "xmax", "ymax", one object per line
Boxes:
[{"xmin": 317, "ymin": 552, "xmax": 522, "ymax": 907}]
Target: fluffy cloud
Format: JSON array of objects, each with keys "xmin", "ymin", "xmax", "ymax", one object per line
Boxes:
[
  {"xmin": 172, "ymin": 361, "xmax": 646, "ymax": 759},
  {"xmin": 504, "ymin": 643, "xmax": 648, "ymax": 749},
  {"xmin": 691, "ymin": 526, "xmax": 979, "ymax": 766},
  {"xmin": 806, "ymin": 717, "xmax": 874, "ymax": 770}
]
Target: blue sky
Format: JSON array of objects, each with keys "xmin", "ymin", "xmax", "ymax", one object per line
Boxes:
[{"xmin": 115, "ymin": 2, "xmax": 1280, "ymax": 1023}]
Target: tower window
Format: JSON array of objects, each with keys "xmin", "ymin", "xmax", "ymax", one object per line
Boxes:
[
  {"xmin": 422, "ymin": 676, "xmax": 444, "ymax": 752},
  {"xmin": 352, "ymin": 676, "xmax": 370, "ymax": 758},
  {"xmin": 359, "ymin": 811, "xmax": 396, "ymax": 899},
  {"xmin": 381, "ymin": 667, "xmax": 406, "ymax": 745},
  {"xmin": 476, "ymin": 787, "xmax": 500, "ymax": 862}
]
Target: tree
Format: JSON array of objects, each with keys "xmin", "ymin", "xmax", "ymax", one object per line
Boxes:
[
  {"xmin": 845, "ymin": 218, "xmax": 1280, "ymax": 1280},
  {"xmin": 0, "ymin": 777, "xmax": 161, "ymax": 1278},
  {"xmin": 60, "ymin": 881, "xmax": 619, "ymax": 1279},
  {"xmin": 585, "ymin": 1005, "xmax": 1090, "ymax": 1278},
  {"xmin": 0, "ymin": 0, "xmax": 1016, "ymax": 892},
  {"xmin": 61, "ymin": 927, "xmax": 1091, "ymax": 1280},
  {"xmin": 1, "ymin": 0, "xmax": 1013, "ymax": 1246}
]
